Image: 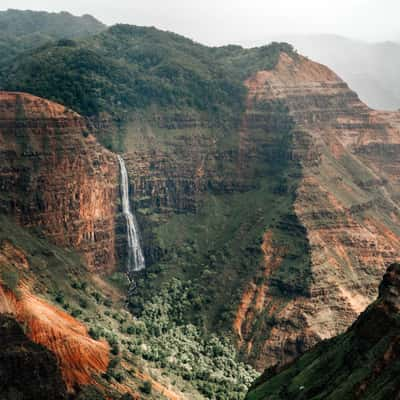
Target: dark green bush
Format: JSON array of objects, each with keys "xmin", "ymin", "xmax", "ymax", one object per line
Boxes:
[
  {"xmin": 1, "ymin": 269, "xmax": 19, "ymax": 293},
  {"xmin": 141, "ymin": 380, "xmax": 152, "ymax": 394}
]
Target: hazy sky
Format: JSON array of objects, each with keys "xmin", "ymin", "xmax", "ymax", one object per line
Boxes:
[{"xmin": 1, "ymin": 0, "xmax": 399, "ymax": 45}]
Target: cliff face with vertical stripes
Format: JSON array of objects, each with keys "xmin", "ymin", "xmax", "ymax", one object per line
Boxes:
[{"xmin": 0, "ymin": 92, "xmax": 118, "ymax": 273}]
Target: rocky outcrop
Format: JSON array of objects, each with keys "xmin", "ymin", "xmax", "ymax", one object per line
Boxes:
[
  {"xmin": 246, "ymin": 263, "xmax": 400, "ymax": 400},
  {"xmin": 0, "ymin": 313, "xmax": 67, "ymax": 400},
  {"xmin": 0, "ymin": 92, "xmax": 118, "ymax": 273}
]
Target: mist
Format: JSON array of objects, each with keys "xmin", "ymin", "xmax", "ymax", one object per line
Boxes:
[{"xmin": 1, "ymin": 0, "xmax": 399, "ymax": 46}]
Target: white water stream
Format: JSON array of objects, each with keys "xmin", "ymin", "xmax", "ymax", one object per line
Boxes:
[{"xmin": 117, "ymin": 155, "xmax": 145, "ymax": 273}]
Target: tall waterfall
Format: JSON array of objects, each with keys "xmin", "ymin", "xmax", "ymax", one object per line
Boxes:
[{"xmin": 117, "ymin": 155, "xmax": 145, "ymax": 273}]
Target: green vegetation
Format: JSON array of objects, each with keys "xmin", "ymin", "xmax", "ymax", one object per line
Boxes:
[
  {"xmin": 0, "ymin": 215, "xmax": 258, "ymax": 398},
  {"xmin": 127, "ymin": 278, "xmax": 258, "ymax": 399},
  {"xmin": 0, "ymin": 9, "xmax": 105, "ymax": 69},
  {"xmin": 0, "ymin": 23, "xmax": 294, "ymax": 142},
  {"xmin": 1, "ymin": 269, "xmax": 20, "ymax": 295},
  {"xmin": 141, "ymin": 380, "xmax": 152, "ymax": 394},
  {"xmin": 131, "ymin": 100, "xmax": 311, "ymax": 348}
]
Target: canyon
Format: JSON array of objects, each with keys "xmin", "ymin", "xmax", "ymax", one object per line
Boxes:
[{"xmin": 0, "ymin": 19, "xmax": 399, "ymax": 399}]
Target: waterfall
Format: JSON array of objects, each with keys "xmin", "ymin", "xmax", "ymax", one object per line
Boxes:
[{"xmin": 117, "ymin": 155, "xmax": 145, "ymax": 274}]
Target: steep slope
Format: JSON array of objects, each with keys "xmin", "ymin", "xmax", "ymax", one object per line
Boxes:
[
  {"xmin": 0, "ymin": 215, "xmax": 111, "ymax": 395},
  {"xmin": 0, "ymin": 92, "xmax": 118, "ymax": 272},
  {"xmin": 233, "ymin": 53, "xmax": 400, "ymax": 368},
  {"xmin": 0, "ymin": 314, "xmax": 67, "ymax": 400},
  {"xmin": 0, "ymin": 213, "xmax": 256, "ymax": 400},
  {"xmin": 246, "ymin": 263, "xmax": 400, "ymax": 400},
  {"xmin": 0, "ymin": 284, "xmax": 110, "ymax": 392},
  {"xmin": 0, "ymin": 9, "xmax": 105, "ymax": 68}
]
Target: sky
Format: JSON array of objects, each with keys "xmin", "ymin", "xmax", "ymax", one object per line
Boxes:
[{"xmin": 1, "ymin": 0, "xmax": 399, "ymax": 46}]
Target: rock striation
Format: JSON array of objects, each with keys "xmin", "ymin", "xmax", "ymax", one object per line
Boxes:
[
  {"xmin": 0, "ymin": 281, "xmax": 110, "ymax": 393},
  {"xmin": 0, "ymin": 92, "xmax": 118, "ymax": 273},
  {"xmin": 230, "ymin": 52, "xmax": 400, "ymax": 369},
  {"xmin": 111, "ymin": 50, "xmax": 400, "ymax": 370},
  {"xmin": 119, "ymin": 51, "xmax": 400, "ymax": 369}
]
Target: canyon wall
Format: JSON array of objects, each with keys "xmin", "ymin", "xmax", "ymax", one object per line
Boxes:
[
  {"xmin": 119, "ymin": 53, "xmax": 400, "ymax": 370},
  {"xmin": 234, "ymin": 53, "xmax": 400, "ymax": 368},
  {"xmin": 1, "ymin": 51, "xmax": 399, "ymax": 375},
  {"xmin": 0, "ymin": 92, "xmax": 118, "ymax": 273}
]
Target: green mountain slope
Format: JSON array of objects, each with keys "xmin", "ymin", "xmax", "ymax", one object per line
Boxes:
[
  {"xmin": 0, "ymin": 24, "xmax": 292, "ymax": 124},
  {"xmin": 0, "ymin": 9, "xmax": 105, "ymax": 68}
]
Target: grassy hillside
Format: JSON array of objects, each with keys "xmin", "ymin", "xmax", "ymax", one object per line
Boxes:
[{"xmin": 0, "ymin": 9, "xmax": 105, "ymax": 68}]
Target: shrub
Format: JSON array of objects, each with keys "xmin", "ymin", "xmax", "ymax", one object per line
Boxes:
[
  {"xmin": 126, "ymin": 326, "xmax": 135, "ymax": 335},
  {"xmin": 112, "ymin": 371, "xmax": 124, "ymax": 383},
  {"xmin": 111, "ymin": 343, "xmax": 120, "ymax": 355},
  {"xmin": 1, "ymin": 269, "xmax": 19, "ymax": 293},
  {"xmin": 71, "ymin": 309, "xmax": 82, "ymax": 318},
  {"xmin": 79, "ymin": 298, "xmax": 88, "ymax": 308},
  {"xmin": 108, "ymin": 357, "xmax": 120, "ymax": 370},
  {"xmin": 104, "ymin": 298, "xmax": 112, "ymax": 307},
  {"xmin": 88, "ymin": 327, "xmax": 101, "ymax": 340},
  {"xmin": 55, "ymin": 291, "xmax": 64, "ymax": 304},
  {"xmin": 141, "ymin": 381, "xmax": 152, "ymax": 394}
]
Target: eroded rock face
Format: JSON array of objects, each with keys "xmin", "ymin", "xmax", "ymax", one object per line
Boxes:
[
  {"xmin": 118, "ymin": 53, "xmax": 400, "ymax": 369},
  {"xmin": 236, "ymin": 53, "xmax": 400, "ymax": 369},
  {"xmin": 0, "ymin": 92, "xmax": 118, "ymax": 272},
  {"xmin": 0, "ymin": 314, "xmax": 67, "ymax": 400}
]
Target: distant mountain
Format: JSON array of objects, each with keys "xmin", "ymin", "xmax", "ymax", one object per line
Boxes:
[
  {"xmin": 0, "ymin": 9, "xmax": 106, "ymax": 67},
  {"xmin": 246, "ymin": 263, "xmax": 400, "ymax": 400},
  {"xmin": 252, "ymin": 34, "xmax": 400, "ymax": 111}
]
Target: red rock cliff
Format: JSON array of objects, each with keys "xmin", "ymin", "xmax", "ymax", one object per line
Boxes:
[
  {"xmin": 0, "ymin": 92, "xmax": 118, "ymax": 273},
  {"xmin": 235, "ymin": 53, "xmax": 400, "ymax": 368}
]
